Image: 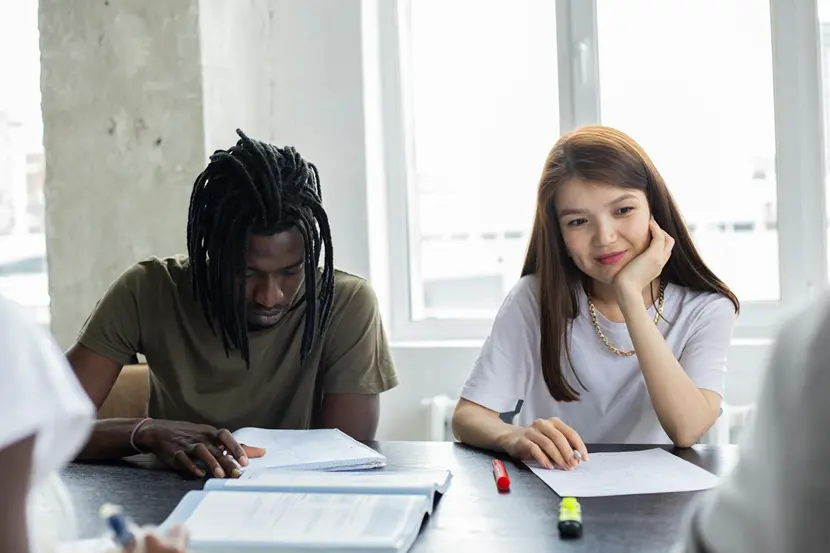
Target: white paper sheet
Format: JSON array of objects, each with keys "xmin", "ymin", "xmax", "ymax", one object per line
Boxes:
[
  {"xmin": 526, "ymin": 448, "xmax": 721, "ymax": 497},
  {"xmin": 185, "ymin": 491, "xmax": 422, "ymax": 545},
  {"xmin": 232, "ymin": 428, "xmax": 386, "ymax": 471}
]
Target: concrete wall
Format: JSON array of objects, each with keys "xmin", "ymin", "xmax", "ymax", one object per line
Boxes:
[
  {"xmin": 39, "ymin": 0, "xmax": 771, "ymax": 441},
  {"xmin": 40, "ymin": 0, "xmax": 205, "ymax": 348}
]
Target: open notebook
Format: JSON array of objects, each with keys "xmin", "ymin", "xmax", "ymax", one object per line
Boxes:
[
  {"xmin": 231, "ymin": 428, "xmax": 386, "ymax": 471},
  {"xmin": 205, "ymin": 468, "xmax": 453, "ymax": 502},
  {"xmin": 159, "ymin": 490, "xmax": 433, "ymax": 552}
]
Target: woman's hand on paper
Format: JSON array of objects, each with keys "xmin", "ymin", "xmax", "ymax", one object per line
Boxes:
[
  {"xmin": 499, "ymin": 417, "xmax": 588, "ymax": 470},
  {"xmin": 134, "ymin": 420, "xmax": 266, "ymax": 479}
]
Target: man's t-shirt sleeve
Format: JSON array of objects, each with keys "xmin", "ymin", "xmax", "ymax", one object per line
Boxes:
[
  {"xmin": 77, "ymin": 263, "xmax": 145, "ymax": 365},
  {"xmin": 321, "ymin": 279, "xmax": 398, "ymax": 395}
]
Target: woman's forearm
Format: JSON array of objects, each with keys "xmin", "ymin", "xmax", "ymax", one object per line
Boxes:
[
  {"xmin": 620, "ymin": 291, "xmax": 719, "ymax": 446},
  {"xmin": 451, "ymin": 399, "xmax": 516, "ymax": 451}
]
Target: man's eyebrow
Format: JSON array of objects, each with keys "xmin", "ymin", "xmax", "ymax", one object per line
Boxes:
[
  {"xmin": 278, "ymin": 259, "xmax": 305, "ymax": 271},
  {"xmin": 245, "ymin": 259, "xmax": 305, "ymax": 272}
]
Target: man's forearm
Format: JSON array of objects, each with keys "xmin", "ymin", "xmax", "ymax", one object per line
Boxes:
[{"xmin": 75, "ymin": 418, "xmax": 146, "ymax": 459}]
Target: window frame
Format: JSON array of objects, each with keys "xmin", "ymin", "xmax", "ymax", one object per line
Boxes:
[{"xmin": 377, "ymin": 0, "xmax": 827, "ymax": 343}]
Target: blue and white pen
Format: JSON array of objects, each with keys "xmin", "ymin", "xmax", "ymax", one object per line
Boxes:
[{"xmin": 99, "ymin": 503, "xmax": 136, "ymax": 548}]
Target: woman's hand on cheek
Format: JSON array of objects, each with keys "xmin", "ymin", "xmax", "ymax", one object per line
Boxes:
[{"xmin": 612, "ymin": 218, "xmax": 674, "ymax": 301}]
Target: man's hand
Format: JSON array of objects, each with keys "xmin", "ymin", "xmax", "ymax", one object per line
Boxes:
[{"xmin": 135, "ymin": 420, "xmax": 265, "ymax": 479}]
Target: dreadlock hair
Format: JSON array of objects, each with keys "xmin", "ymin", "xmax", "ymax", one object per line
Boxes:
[{"xmin": 186, "ymin": 129, "xmax": 335, "ymax": 366}]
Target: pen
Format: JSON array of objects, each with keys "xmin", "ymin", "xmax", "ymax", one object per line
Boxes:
[
  {"xmin": 492, "ymin": 459, "xmax": 511, "ymax": 492},
  {"xmin": 99, "ymin": 503, "xmax": 136, "ymax": 547}
]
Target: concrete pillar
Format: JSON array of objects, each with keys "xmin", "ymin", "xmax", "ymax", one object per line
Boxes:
[{"xmin": 40, "ymin": 0, "xmax": 206, "ymax": 347}]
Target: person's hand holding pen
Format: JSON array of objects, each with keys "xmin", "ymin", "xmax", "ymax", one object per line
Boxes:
[
  {"xmin": 497, "ymin": 417, "xmax": 589, "ymax": 470},
  {"xmin": 123, "ymin": 526, "xmax": 189, "ymax": 553},
  {"xmin": 132, "ymin": 419, "xmax": 265, "ymax": 479},
  {"xmin": 101, "ymin": 504, "xmax": 189, "ymax": 552}
]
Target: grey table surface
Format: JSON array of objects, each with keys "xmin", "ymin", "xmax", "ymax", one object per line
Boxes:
[{"xmin": 63, "ymin": 441, "xmax": 739, "ymax": 552}]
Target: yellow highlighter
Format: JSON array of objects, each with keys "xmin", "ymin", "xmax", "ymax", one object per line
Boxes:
[{"xmin": 558, "ymin": 497, "xmax": 583, "ymax": 539}]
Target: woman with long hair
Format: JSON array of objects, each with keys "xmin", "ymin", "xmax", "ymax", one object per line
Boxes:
[{"xmin": 452, "ymin": 126, "xmax": 739, "ymax": 470}]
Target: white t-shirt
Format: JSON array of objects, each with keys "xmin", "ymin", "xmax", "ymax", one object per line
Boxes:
[
  {"xmin": 679, "ymin": 293, "xmax": 830, "ymax": 553},
  {"xmin": 460, "ymin": 275, "xmax": 737, "ymax": 444},
  {"xmin": 0, "ymin": 295, "xmax": 95, "ymax": 551}
]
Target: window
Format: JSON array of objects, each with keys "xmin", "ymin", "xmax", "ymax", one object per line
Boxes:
[
  {"xmin": 398, "ymin": 0, "xmax": 558, "ymax": 324},
  {"xmin": 380, "ymin": 0, "xmax": 827, "ymax": 341},
  {"xmin": 0, "ymin": 0, "xmax": 49, "ymax": 325},
  {"xmin": 597, "ymin": 0, "xmax": 778, "ymax": 302}
]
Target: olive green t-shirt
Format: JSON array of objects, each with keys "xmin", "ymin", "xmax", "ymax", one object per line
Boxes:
[{"xmin": 77, "ymin": 256, "xmax": 398, "ymax": 431}]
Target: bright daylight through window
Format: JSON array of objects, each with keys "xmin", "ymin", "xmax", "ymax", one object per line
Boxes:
[
  {"xmin": 392, "ymin": 0, "xmax": 821, "ymax": 342},
  {"xmin": 0, "ymin": 0, "xmax": 49, "ymax": 326}
]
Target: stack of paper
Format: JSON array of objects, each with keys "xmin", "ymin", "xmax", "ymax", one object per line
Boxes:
[
  {"xmin": 525, "ymin": 448, "xmax": 721, "ymax": 497},
  {"xmin": 205, "ymin": 469, "xmax": 452, "ymax": 503},
  {"xmin": 231, "ymin": 428, "xmax": 386, "ymax": 471}
]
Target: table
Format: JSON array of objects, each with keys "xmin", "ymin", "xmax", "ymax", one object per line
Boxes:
[{"xmin": 63, "ymin": 442, "xmax": 739, "ymax": 552}]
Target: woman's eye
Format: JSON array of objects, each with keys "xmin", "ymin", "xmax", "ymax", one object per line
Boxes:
[
  {"xmin": 567, "ymin": 218, "xmax": 587, "ymax": 227},
  {"xmin": 616, "ymin": 206, "xmax": 634, "ymax": 215}
]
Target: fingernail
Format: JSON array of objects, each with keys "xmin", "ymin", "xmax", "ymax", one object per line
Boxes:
[
  {"xmin": 232, "ymin": 468, "xmax": 242, "ymax": 478},
  {"xmin": 197, "ymin": 469, "xmax": 205, "ymax": 478},
  {"xmin": 215, "ymin": 468, "xmax": 226, "ymax": 478},
  {"xmin": 545, "ymin": 462, "xmax": 554, "ymax": 470},
  {"xmin": 239, "ymin": 455, "xmax": 248, "ymax": 466}
]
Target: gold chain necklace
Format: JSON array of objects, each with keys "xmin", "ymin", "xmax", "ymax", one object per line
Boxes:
[{"xmin": 587, "ymin": 281, "xmax": 666, "ymax": 356}]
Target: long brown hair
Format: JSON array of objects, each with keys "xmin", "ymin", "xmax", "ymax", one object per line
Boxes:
[{"xmin": 522, "ymin": 125, "xmax": 740, "ymax": 402}]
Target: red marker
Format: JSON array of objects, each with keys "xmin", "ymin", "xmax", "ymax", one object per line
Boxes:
[{"xmin": 492, "ymin": 459, "xmax": 511, "ymax": 491}]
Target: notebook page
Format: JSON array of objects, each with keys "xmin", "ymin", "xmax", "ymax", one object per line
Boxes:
[
  {"xmin": 185, "ymin": 491, "xmax": 422, "ymax": 545},
  {"xmin": 526, "ymin": 448, "xmax": 721, "ymax": 497},
  {"xmin": 232, "ymin": 428, "xmax": 384, "ymax": 470}
]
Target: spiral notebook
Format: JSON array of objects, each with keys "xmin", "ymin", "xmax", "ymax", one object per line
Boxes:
[{"xmin": 230, "ymin": 427, "xmax": 387, "ymax": 471}]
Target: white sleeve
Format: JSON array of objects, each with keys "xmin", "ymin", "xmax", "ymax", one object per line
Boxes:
[
  {"xmin": 681, "ymin": 294, "xmax": 830, "ymax": 553},
  {"xmin": 677, "ymin": 295, "xmax": 736, "ymax": 396},
  {"xmin": 0, "ymin": 296, "xmax": 95, "ymax": 485},
  {"xmin": 459, "ymin": 278, "xmax": 539, "ymax": 414}
]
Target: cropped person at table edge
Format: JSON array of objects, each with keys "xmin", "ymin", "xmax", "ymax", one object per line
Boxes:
[
  {"xmin": 66, "ymin": 130, "xmax": 398, "ymax": 478},
  {"xmin": 452, "ymin": 126, "xmax": 739, "ymax": 469}
]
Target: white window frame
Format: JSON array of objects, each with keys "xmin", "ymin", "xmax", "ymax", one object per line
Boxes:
[{"xmin": 376, "ymin": 0, "xmax": 827, "ymax": 343}]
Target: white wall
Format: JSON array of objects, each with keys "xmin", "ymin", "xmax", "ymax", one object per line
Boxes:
[{"xmin": 199, "ymin": 0, "xmax": 277, "ymax": 152}]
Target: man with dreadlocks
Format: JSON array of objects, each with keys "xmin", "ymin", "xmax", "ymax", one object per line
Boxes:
[{"xmin": 63, "ymin": 130, "xmax": 398, "ymax": 479}]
